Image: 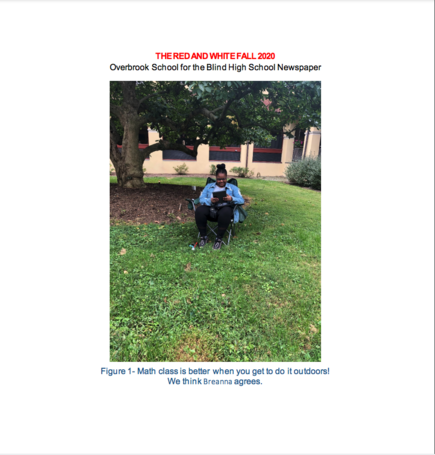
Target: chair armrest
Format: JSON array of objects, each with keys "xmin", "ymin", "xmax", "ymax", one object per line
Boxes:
[{"xmin": 186, "ymin": 198, "xmax": 200, "ymax": 210}]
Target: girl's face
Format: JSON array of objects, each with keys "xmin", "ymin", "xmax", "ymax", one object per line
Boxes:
[{"xmin": 216, "ymin": 173, "xmax": 227, "ymax": 187}]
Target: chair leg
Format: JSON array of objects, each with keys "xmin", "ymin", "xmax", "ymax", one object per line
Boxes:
[
  {"xmin": 206, "ymin": 221, "xmax": 236, "ymax": 246},
  {"xmin": 221, "ymin": 221, "xmax": 234, "ymax": 246},
  {"xmin": 207, "ymin": 223, "xmax": 217, "ymax": 238}
]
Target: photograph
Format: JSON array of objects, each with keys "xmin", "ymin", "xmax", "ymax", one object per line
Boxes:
[{"xmin": 110, "ymin": 81, "xmax": 321, "ymax": 362}]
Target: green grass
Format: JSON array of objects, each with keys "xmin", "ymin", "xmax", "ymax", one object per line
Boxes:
[{"xmin": 110, "ymin": 176, "xmax": 321, "ymax": 362}]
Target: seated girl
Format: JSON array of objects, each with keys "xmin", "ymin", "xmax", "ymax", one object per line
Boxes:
[{"xmin": 195, "ymin": 164, "xmax": 245, "ymax": 250}]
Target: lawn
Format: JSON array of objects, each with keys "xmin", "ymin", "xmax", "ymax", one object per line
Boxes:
[{"xmin": 110, "ymin": 176, "xmax": 321, "ymax": 362}]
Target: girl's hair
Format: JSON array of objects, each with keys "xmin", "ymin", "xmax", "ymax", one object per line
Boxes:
[{"xmin": 216, "ymin": 163, "xmax": 227, "ymax": 177}]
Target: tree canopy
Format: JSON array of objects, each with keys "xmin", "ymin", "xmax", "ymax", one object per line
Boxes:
[{"xmin": 109, "ymin": 81, "xmax": 321, "ymax": 187}]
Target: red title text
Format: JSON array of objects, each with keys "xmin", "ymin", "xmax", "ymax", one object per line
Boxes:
[{"xmin": 155, "ymin": 52, "xmax": 275, "ymax": 60}]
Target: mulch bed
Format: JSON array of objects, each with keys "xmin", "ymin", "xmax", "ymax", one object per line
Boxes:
[{"xmin": 110, "ymin": 183, "xmax": 205, "ymax": 225}]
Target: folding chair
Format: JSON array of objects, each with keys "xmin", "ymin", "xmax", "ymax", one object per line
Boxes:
[{"xmin": 186, "ymin": 177, "xmax": 246, "ymax": 246}]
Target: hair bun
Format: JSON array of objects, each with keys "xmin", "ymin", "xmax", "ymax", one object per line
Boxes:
[{"xmin": 217, "ymin": 164, "xmax": 226, "ymax": 170}]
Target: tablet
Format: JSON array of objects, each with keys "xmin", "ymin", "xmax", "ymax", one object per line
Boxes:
[{"xmin": 212, "ymin": 191, "xmax": 226, "ymax": 203}]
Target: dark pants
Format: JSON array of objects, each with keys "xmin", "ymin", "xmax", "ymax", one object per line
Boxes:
[{"xmin": 195, "ymin": 205, "xmax": 233, "ymax": 239}]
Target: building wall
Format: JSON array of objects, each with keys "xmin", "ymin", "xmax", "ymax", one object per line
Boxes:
[
  {"xmin": 304, "ymin": 127, "xmax": 321, "ymax": 159},
  {"xmin": 247, "ymin": 143, "xmax": 285, "ymax": 177},
  {"xmin": 111, "ymin": 126, "xmax": 321, "ymax": 177},
  {"xmin": 283, "ymin": 123, "xmax": 297, "ymax": 164}
]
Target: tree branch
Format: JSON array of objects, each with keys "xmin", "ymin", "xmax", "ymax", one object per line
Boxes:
[
  {"xmin": 110, "ymin": 104, "xmax": 124, "ymax": 121},
  {"xmin": 143, "ymin": 140, "xmax": 198, "ymax": 158},
  {"xmin": 137, "ymin": 90, "xmax": 166, "ymax": 111},
  {"xmin": 110, "ymin": 118, "xmax": 122, "ymax": 143},
  {"xmin": 218, "ymin": 99, "xmax": 235, "ymax": 121},
  {"xmin": 217, "ymin": 86, "xmax": 253, "ymax": 122},
  {"xmin": 110, "ymin": 119, "xmax": 123, "ymax": 167},
  {"xmin": 198, "ymin": 108, "xmax": 219, "ymax": 122},
  {"xmin": 121, "ymin": 81, "xmax": 137, "ymax": 106},
  {"xmin": 228, "ymin": 108, "xmax": 244, "ymax": 129},
  {"xmin": 210, "ymin": 105, "xmax": 226, "ymax": 114},
  {"xmin": 138, "ymin": 116, "xmax": 149, "ymax": 127}
]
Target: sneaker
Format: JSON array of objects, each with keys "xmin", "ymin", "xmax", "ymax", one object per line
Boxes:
[
  {"xmin": 213, "ymin": 238, "xmax": 223, "ymax": 250},
  {"xmin": 199, "ymin": 236, "xmax": 208, "ymax": 248}
]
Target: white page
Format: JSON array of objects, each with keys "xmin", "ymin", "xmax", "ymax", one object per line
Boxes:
[{"xmin": 0, "ymin": 1, "xmax": 433, "ymax": 454}]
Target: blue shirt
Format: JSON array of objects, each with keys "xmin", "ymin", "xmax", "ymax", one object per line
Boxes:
[{"xmin": 199, "ymin": 182, "xmax": 245, "ymax": 223}]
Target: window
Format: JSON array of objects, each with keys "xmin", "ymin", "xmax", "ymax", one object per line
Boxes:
[
  {"xmin": 264, "ymin": 135, "xmax": 283, "ymax": 149},
  {"xmin": 209, "ymin": 151, "xmax": 240, "ymax": 161},
  {"xmin": 253, "ymin": 152, "xmax": 281, "ymax": 162},
  {"xmin": 209, "ymin": 144, "xmax": 241, "ymax": 161},
  {"xmin": 252, "ymin": 135, "xmax": 282, "ymax": 162}
]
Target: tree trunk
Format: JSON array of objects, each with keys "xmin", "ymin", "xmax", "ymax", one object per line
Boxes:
[
  {"xmin": 111, "ymin": 113, "xmax": 146, "ymax": 189},
  {"xmin": 110, "ymin": 81, "xmax": 200, "ymax": 189},
  {"xmin": 119, "ymin": 116, "xmax": 145, "ymax": 188}
]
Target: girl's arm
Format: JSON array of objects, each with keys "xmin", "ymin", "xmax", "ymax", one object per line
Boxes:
[
  {"xmin": 230, "ymin": 185, "xmax": 244, "ymax": 205},
  {"xmin": 199, "ymin": 184, "xmax": 212, "ymax": 206}
]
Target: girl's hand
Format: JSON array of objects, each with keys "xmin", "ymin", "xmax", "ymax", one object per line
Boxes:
[
  {"xmin": 223, "ymin": 195, "xmax": 232, "ymax": 202},
  {"xmin": 211, "ymin": 197, "xmax": 219, "ymax": 203}
]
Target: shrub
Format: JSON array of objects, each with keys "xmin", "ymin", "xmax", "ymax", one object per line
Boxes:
[
  {"xmin": 284, "ymin": 157, "xmax": 321, "ymax": 190},
  {"xmin": 173, "ymin": 163, "xmax": 189, "ymax": 175},
  {"xmin": 229, "ymin": 166, "xmax": 254, "ymax": 178},
  {"xmin": 142, "ymin": 167, "xmax": 147, "ymax": 176},
  {"xmin": 209, "ymin": 164, "xmax": 216, "ymax": 175}
]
